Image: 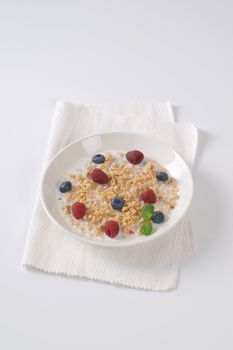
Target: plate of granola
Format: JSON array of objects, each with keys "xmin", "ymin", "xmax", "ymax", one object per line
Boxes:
[{"xmin": 41, "ymin": 132, "xmax": 193, "ymax": 247}]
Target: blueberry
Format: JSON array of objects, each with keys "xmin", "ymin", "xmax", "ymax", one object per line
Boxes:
[
  {"xmin": 151, "ymin": 211, "xmax": 165, "ymax": 224},
  {"xmin": 156, "ymin": 171, "xmax": 168, "ymax": 181},
  {"xmin": 59, "ymin": 181, "xmax": 72, "ymax": 193},
  {"xmin": 111, "ymin": 196, "xmax": 125, "ymax": 210},
  {"xmin": 92, "ymin": 154, "xmax": 105, "ymax": 164}
]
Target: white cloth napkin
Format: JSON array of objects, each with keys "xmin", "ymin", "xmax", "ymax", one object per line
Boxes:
[{"xmin": 22, "ymin": 101, "xmax": 198, "ymax": 291}]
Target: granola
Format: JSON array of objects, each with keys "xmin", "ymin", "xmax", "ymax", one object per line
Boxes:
[{"xmin": 57, "ymin": 151, "xmax": 179, "ymax": 240}]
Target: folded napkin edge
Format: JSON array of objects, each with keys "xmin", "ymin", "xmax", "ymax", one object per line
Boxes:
[{"xmin": 21, "ymin": 263, "xmax": 179, "ymax": 292}]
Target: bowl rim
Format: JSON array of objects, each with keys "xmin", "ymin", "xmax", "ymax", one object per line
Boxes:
[{"xmin": 40, "ymin": 131, "xmax": 194, "ymax": 248}]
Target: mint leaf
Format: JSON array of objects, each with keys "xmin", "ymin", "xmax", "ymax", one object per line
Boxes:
[
  {"xmin": 141, "ymin": 204, "xmax": 154, "ymax": 220},
  {"xmin": 140, "ymin": 222, "xmax": 153, "ymax": 236}
]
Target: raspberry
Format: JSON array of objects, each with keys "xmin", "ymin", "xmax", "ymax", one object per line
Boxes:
[
  {"xmin": 103, "ymin": 220, "xmax": 120, "ymax": 238},
  {"xmin": 126, "ymin": 150, "xmax": 144, "ymax": 165},
  {"xmin": 140, "ymin": 188, "xmax": 156, "ymax": 204},
  {"xmin": 91, "ymin": 168, "xmax": 109, "ymax": 184},
  {"xmin": 71, "ymin": 202, "xmax": 86, "ymax": 219}
]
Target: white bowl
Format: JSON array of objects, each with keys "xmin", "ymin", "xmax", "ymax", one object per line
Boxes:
[{"xmin": 41, "ymin": 132, "xmax": 193, "ymax": 247}]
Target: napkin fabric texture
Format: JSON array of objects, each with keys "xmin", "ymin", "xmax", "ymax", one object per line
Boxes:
[{"xmin": 22, "ymin": 101, "xmax": 198, "ymax": 291}]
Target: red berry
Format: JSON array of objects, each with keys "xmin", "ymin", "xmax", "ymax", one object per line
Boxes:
[
  {"xmin": 126, "ymin": 150, "xmax": 144, "ymax": 164},
  {"xmin": 140, "ymin": 188, "xmax": 156, "ymax": 204},
  {"xmin": 103, "ymin": 220, "xmax": 120, "ymax": 238},
  {"xmin": 91, "ymin": 168, "xmax": 109, "ymax": 184},
  {"xmin": 72, "ymin": 202, "xmax": 86, "ymax": 219}
]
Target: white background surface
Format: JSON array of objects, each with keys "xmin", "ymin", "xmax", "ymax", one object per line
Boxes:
[{"xmin": 0, "ymin": 1, "xmax": 233, "ymax": 349}]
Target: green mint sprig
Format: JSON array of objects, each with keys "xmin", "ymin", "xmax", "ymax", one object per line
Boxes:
[
  {"xmin": 141, "ymin": 204, "xmax": 154, "ymax": 220},
  {"xmin": 140, "ymin": 204, "xmax": 155, "ymax": 236},
  {"xmin": 140, "ymin": 221, "xmax": 153, "ymax": 236}
]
